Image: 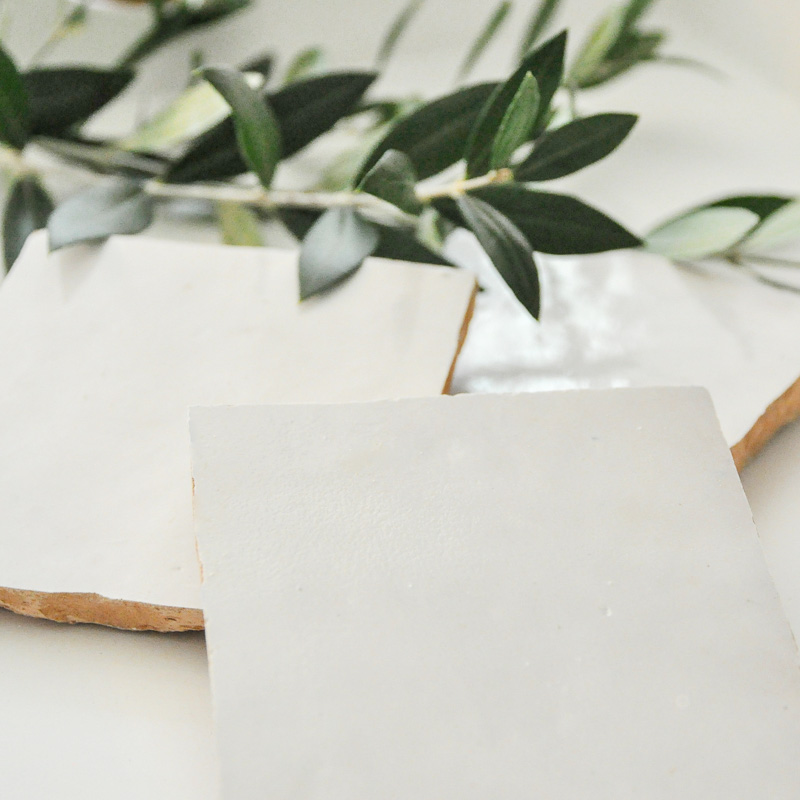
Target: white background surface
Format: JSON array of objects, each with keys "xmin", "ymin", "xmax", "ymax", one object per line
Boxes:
[{"xmin": 3, "ymin": 1, "xmax": 800, "ymax": 798}]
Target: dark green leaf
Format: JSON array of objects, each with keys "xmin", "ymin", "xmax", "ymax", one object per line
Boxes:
[
  {"xmin": 201, "ymin": 66, "xmax": 281, "ymax": 187},
  {"xmin": 621, "ymin": 0, "xmax": 657, "ymax": 30},
  {"xmin": 3, "ymin": 175, "xmax": 53, "ymax": 271},
  {"xmin": 36, "ymin": 135, "xmax": 166, "ymax": 178},
  {"xmin": 283, "ymin": 47, "xmax": 324, "ymax": 84},
  {"xmin": 374, "ymin": 0, "xmax": 424, "ymax": 69},
  {"xmin": 357, "ymin": 82, "xmax": 498, "ymax": 183},
  {"xmin": 465, "ymin": 30, "xmax": 566, "ymax": 177},
  {"xmin": 166, "ymin": 71, "xmax": 376, "ymax": 183},
  {"xmin": 515, "ymin": 113, "xmax": 636, "ymax": 181},
  {"xmin": 710, "ymin": 195, "xmax": 792, "ymax": 221},
  {"xmin": 47, "ymin": 178, "xmax": 155, "ymax": 251},
  {"xmin": 457, "ymin": 1, "xmax": 512, "ymax": 81},
  {"xmin": 0, "ymin": 44, "xmax": 28, "ymax": 150},
  {"xmin": 358, "ymin": 149, "xmax": 421, "ymax": 214},
  {"xmin": 120, "ymin": 0, "xmax": 252, "ymax": 66},
  {"xmin": 239, "ymin": 52, "xmax": 274, "ymax": 78},
  {"xmin": 299, "ymin": 207, "xmax": 380, "ymax": 299},
  {"xmin": 24, "ymin": 68, "xmax": 133, "ymax": 136},
  {"xmin": 517, "ymin": 0, "xmax": 561, "ymax": 58},
  {"xmin": 490, "ymin": 72, "xmax": 540, "ymax": 170},
  {"xmin": 442, "ymin": 184, "xmax": 641, "ymax": 254},
  {"xmin": 456, "ymin": 194, "xmax": 540, "ymax": 318}
]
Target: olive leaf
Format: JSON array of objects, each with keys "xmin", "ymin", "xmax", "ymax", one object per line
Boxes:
[
  {"xmin": 239, "ymin": 52, "xmax": 274, "ymax": 78},
  {"xmin": 710, "ymin": 195, "xmax": 792, "ymax": 221},
  {"xmin": 36, "ymin": 136, "xmax": 166, "ymax": 178},
  {"xmin": 217, "ymin": 201, "xmax": 263, "ymax": 246},
  {"xmin": 166, "ymin": 71, "xmax": 375, "ymax": 183},
  {"xmin": 490, "ymin": 72, "xmax": 540, "ymax": 171},
  {"xmin": 621, "ymin": 0, "xmax": 658, "ymax": 30},
  {"xmin": 24, "ymin": 68, "xmax": 134, "ymax": 136},
  {"xmin": 515, "ymin": 113, "xmax": 637, "ymax": 181},
  {"xmin": 455, "ymin": 184, "xmax": 641, "ymax": 254},
  {"xmin": 465, "ymin": 30, "xmax": 566, "ymax": 177},
  {"xmin": 357, "ymin": 82, "xmax": 498, "ymax": 182},
  {"xmin": 357, "ymin": 149, "xmax": 421, "ymax": 215},
  {"xmin": 645, "ymin": 207, "xmax": 759, "ymax": 260},
  {"xmin": 568, "ymin": 6, "xmax": 627, "ymax": 89},
  {"xmin": 739, "ymin": 200, "xmax": 800, "ymax": 253},
  {"xmin": 3, "ymin": 175, "xmax": 53, "ymax": 271},
  {"xmin": 283, "ymin": 47, "xmax": 324, "ymax": 84},
  {"xmin": 47, "ymin": 178, "xmax": 155, "ymax": 251},
  {"xmin": 374, "ymin": 0, "xmax": 424, "ymax": 69},
  {"xmin": 299, "ymin": 207, "xmax": 380, "ymax": 299},
  {"xmin": 456, "ymin": 194, "xmax": 540, "ymax": 318},
  {"xmin": 0, "ymin": 44, "xmax": 29, "ymax": 150},
  {"xmin": 517, "ymin": 0, "xmax": 562, "ymax": 59},
  {"xmin": 457, "ymin": 1, "xmax": 512, "ymax": 81},
  {"xmin": 201, "ymin": 66, "xmax": 282, "ymax": 187}
]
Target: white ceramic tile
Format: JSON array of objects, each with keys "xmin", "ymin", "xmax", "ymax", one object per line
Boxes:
[
  {"xmin": 0, "ymin": 232, "xmax": 475, "ymax": 616},
  {"xmin": 191, "ymin": 389, "xmax": 800, "ymax": 799}
]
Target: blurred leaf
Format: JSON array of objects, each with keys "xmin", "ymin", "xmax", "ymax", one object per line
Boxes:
[
  {"xmin": 2, "ymin": 174, "xmax": 53, "ymax": 271},
  {"xmin": 47, "ymin": 178, "xmax": 155, "ymax": 251},
  {"xmin": 568, "ymin": 6, "xmax": 626, "ymax": 88},
  {"xmin": 25, "ymin": 68, "xmax": 133, "ymax": 136},
  {"xmin": 239, "ymin": 52, "xmax": 274, "ymax": 78},
  {"xmin": 36, "ymin": 135, "xmax": 166, "ymax": 177},
  {"xmin": 490, "ymin": 71, "xmax": 539, "ymax": 170},
  {"xmin": 645, "ymin": 207, "xmax": 759, "ymax": 260},
  {"xmin": 621, "ymin": 0, "xmax": 657, "ymax": 30},
  {"xmin": 0, "ymin": 44, "xmax": 28, "ymax": 149},
  {"xmin": 465, "ymin": 31, "xmax": 566, "ymax": 177},
  {"xmin": 515, "ymin": 113, "xmax": 636, "ymax": 181},
  {"xmin": 709, "ymin": 195, "xmax": 791, "ymax": 221},
  {"xmin": 120, "ymin": 0, "xmax": 252, "ymax": 66},
  {"xmin": 740, "ymin": 200, "xmax": 800, "ymax": 253},
  {"xmin": 358, "ymin": 149, "xmax": 421, "ymax": 214},
  {"xmin": 358, "ymin": 82, "xmax": 497, "ymax": 182},
  {"xmin": 375, "ymin": 0, "xmax": 424, "ymax": 69},
  {"xmin": 438, "ymin": 184, "xmax": 641, "ymax": 254},
  {"xmin": 217, "ymin": 200, "xmax": 263, "ymax": 246},
  {"xmin": 457, "ymin": 1, "xmax": 512, "ymax": 81},
  {"xmin": 575, "ymin": 30, "xmax": 663, "ymax": 88},
  {"xmin": 456, "ymin": 193, "xmax": 540, "ymax": 318},
  {"xmin": 166, "ymin": 71, "xmax": 376, "ymax": 183},
  {"xmin": 517, "ymin": 0, "xmax": 561, "ymax": 59},
  {"xmin": 299, "ymin": 207, "xmax": 380, "ymax": 299},
  {"xmin": 202, "ymin": 66, "xmax": 281, "ymax": 187},
  {"xmin": 283, "ymin": 47, "xmax": 324, "ymax": 84}
]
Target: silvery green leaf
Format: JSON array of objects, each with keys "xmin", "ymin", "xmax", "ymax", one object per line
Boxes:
[
  {"xmin": 202, "ymin": 66, "xmax": 282, "ymax": 188},
  {"xmin": 374, "ymin": 0, "xmax": 424, "ymax": 69},
  {"xmin": 457, "ymin": 1, "xmax": 512, "ymax": 81},
  {"xmin": 299, "ymin": 208, "xmax": 380, "ymax": 299},
  {"xmin": 217, "ymin": 201, "xmax": 263, "ymax": 247},
  {"xmin": 3, "ymin": 175, "xmax": 53, "ymax": 271},
  {"xmin": 358, "ymin": 150, "xmax": 421, "ymax": 215},
  {"xmin": 283, "ymin": 47, "xmax": 324, "ymax": 84},
  {"xmin": 47, "ymin": 178, "xmax": 154, "ymax": 251},
  {"xmin": 490, "ymin": 72, "xmax": 539, "ymax": 170},
  {"xmin": 739, "ymin": 200, "xmax": 800, "ymax": 253},
  {"xmin": 568, "ymin": 6, "xmax": 626, "ymax": 88},
  {"xmin": 645, "ymin": 207, "xmax": 759, "ymax": 260},
  {"xmin": 517, "ymin": 0, "xmax": 561, "ymax": 59}
]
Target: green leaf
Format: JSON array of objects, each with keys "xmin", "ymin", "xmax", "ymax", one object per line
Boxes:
[
  {"xmin": 574, "ymin": 30, "xmax": 664, "ymax": 88},
  {"xmin": 0, "ymin": 44, "xmax": 28, "ymax": 150},
  {"xmin": 568, "ymin": 6, "xmax": 626, "ymax": 88},
  {"xmin": 358, "ymin": 149, "xmax": 421, "ymax": 214},
  {"xmin": 357, "ymin": 82, "xmax": 498, "ymax": 183},
  {"xmin": 298, "ymin": 207, "xmax": 380, "ymax": 299},
  {"xmin": 457, "ymin": 1, "xmax": 513, "ymax": 81},
  {"xmin": 708, "ymin": 195, "xmax": 792, "ymax": 221},
  {"xmin": 490, "ymin": 72, "xmax": 540, "ymax": 170},
  {"xmin": 621, "ymin": 0, "xmax": 657, "ymax": 30},
  {"xmin": 24, "ymin": 68, "xmax": 133, "ymax": 136},
  {"xmin": 36, "ymin": 136, "xmax": 166, "ymax": 178},
  {"xmin": 166, "ymin": 72, "xmax": 376, "ymax": 183},
  {"xmin": 515, "ymin": 113, "xmax": 636, "ymax": 181},
  {"xmin": 465, "ymin": 30, "xmax": 566, "ymax": 177},
  {"xmin": 239, "ymin": 52, "xmax": 274, "ymax": 78},
  {"xmin": 740, "ymin": 200, "xmax": 800, "ymax": 253},
  {"xmin": 2, "ymin": 175, "xmax": 53, "ymax": 271},
  {"xmin": 440, "ymin": 184, "xmax": 641, "ymax": 254},
  {"xmin": 201, "ymin": 66, "xmax": 281, "ymax": 187},
  {"xmin": 645, "ymin": 207, "xmax": 759, "ymax": 260},
  {"xmin": 283, "ymin": 47, "xmax": 324, "ymax": 84},
  {"xmin": 217, "ymin": 201, "xmax": 263, "ymax": 246},
  {"xmin": 47, "ymin": 178, "xmax": 155, "ymax": 251},
  {"xmin": 374, "ymin": 0, "xmax": 424, "ymax": 69},
  {"xmin": 456, "ymin": 193, "xmax": 540, "ymax": 318},
  {"xmin": 517, "ymin": 0, "xmax": 561, "ymax": 58}
]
